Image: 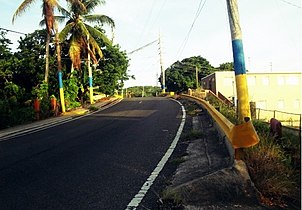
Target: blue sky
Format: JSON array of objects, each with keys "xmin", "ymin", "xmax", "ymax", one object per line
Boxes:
[{"xmin": 1, "ymin": 0, "xmax": 301, "ymax": 88}]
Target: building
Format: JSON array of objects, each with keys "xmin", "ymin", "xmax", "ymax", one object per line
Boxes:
[{"xmin": 200, "ymin": 71, "xmax": 302, "ymax": 126}]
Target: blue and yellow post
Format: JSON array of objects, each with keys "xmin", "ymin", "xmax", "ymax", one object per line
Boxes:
[
  {"xmin": 88, "ymin": 67, "xmax": 94, "ymax": 104},
  {"xmin": 226, "ymin": 0, "xmax": 250, "ymax": 121},
  {"xmin": 226, "ymin": 0, "xmax": 259, "ymax": 152},
  {"xmin": 58, "ymin": 71, "xmax": 66, "ymax": 113},
  {"xmin": 87, "ymin": 34, "xmax": 94, "ymax": 104}
]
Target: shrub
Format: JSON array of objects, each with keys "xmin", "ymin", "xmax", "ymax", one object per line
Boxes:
[{"xmin": 243, "ymin": 134, "xmax": 299, "ymax": 208}]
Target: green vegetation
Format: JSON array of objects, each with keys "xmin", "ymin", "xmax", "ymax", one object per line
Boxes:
[
  {"xmin": 164, "ymin": 56, "xmax": 215, "ymax": 93},
  {"xmin": 162, "ymin": 56, "xmax": 234, "ymax": 93},
  {"xmin": 124, "ymin": 86, "xmax": 161, "ymax": 97},
  {"xmin": 161, "ymin": 188, "xmax": 183, "ymax": 208},
  {"xmin": 183, "ymin": 130, "xmax": 204, "ymax": 141},
  {"xmin": 0, "ymin": 0, "xmax": 131, "ymax": 129},
  {"xmin": 207, "ymin": 94, "xmax": 301, "ymax": 209}
]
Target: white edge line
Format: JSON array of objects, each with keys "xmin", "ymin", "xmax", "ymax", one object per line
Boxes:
[{"xmin": 125, "ymin": 98, "xmax": 186, "ymax": 210}]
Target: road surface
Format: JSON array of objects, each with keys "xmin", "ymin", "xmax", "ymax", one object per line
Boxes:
[{"xmin": 0, "ymin": 97, "xmax": 184, "ymax": 209}]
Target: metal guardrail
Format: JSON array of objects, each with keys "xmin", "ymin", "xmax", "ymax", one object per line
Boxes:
[{"xmin": 181, "ymin": 94, "xmax": 259, "ymax": 150}]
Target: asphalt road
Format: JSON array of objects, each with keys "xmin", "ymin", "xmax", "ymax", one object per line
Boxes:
[{"xmin": 0, "ymin": 97, "xmax": 184, "ymax": 210}]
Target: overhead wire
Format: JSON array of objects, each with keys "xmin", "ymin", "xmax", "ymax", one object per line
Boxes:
[
  {"xmin": 279, "ymin": 0, "xmax": 301, "ymax": 8},
  {"xmin": 175, "ymin": 0, "xmax": 207, "ymax": 60},
  {"xmin": 0, "ymin": 27, "xmax": 26, "ymax": 35},
  {"xmin": 136, "ymin": 0, "xmax": 157, "ymax": 48}
]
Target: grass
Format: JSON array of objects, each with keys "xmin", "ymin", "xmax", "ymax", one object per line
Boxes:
[
  {"xmin": 88, "ymin": 105, "xmax": 99, "ymax": 112},
  {"xmin": 206, "ymin": 97, "xmax": 301, "ymax": 209},
  {"xmin": 183, "ymin": 130, "xmax": 204, "ymax": 141},
  {"xmin": 243, "ymin": 132, "xmax": 300, "ymax": 208},
  {"xmin": 160, "ymin": 188, "xmax": 183, "ymax": 209},
  {"xmin": 185, "ymin": 103, "xmax": 200, "ymax": 116}
]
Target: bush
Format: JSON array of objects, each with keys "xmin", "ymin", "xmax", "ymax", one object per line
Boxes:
[
  {"xmin": 243, "ymin": 134, "xmax": 300, "ymax": 208},
  {"xmin": 205, "ymin": 96, "xmax": 300, "ymax": 209}
]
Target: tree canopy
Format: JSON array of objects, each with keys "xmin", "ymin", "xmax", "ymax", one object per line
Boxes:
[{"xmin": 164, "ymin": 56, "xmax": 215, "ymax": 93}]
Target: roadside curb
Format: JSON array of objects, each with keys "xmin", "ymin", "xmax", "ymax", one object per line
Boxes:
[{"xmin": 0, "ymin": 98, "xmax": 122, "ymax": 141}]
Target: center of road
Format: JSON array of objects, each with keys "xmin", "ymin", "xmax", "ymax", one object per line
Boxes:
[{"xmin": 125, "ymin": 99, "xmax": 186, "ymax": 210}]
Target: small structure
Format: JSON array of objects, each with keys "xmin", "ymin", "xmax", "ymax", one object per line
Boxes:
[{"xmin": 269, "ymin": 118, "xmax": 282, "ymax": 139}]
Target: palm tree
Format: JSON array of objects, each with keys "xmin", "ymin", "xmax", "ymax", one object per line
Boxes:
[
  {"xmin": 57, "ymin": 0, "xmax": 114, "ymax": 104},
  {"xmin": 12, "ymin": 0, "xmax": 59, "ymax": 84},
  {"xmin": 57, "ymin": 0, "xmax": 115, "ymax": 70}
]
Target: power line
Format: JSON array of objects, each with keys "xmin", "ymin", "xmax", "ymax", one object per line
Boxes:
[
  {"xmin": 137, "ymin": 0, "xmax": 157, "ymax": 47},
  {"xmin": 279, "ymin": 0, "xmax": 301, "ymax": 8},
  {"xmin": 0, "ymin": 27, "xmax": 26, "ymax": 35},
  {"xmin": 128, "ymin": 39, "xmax": 158, "ymax": 55},
  {"xmin": 176, "ymin": 0, "xmax": 207, "ymax": 59}
]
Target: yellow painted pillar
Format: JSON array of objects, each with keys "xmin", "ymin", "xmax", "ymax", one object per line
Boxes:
[{"xmin": 226, "ymin": 0, "xmax": 259, "ymax": 153}]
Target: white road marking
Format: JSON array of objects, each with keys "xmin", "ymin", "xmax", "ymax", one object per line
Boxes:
[{"xmin": 125, "ymin": 99, "xmax": 186, "ymax": 210}]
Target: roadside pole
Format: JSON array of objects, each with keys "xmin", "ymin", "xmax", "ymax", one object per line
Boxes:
[
  {"xmin": 159, "ymin": 33, "xmax": 165, "ymax": 94},
  {"xmin": 54, "ymin": 21, "xmax": 66, "ymax": 113},
  {"xmin": 226, "ymin": 0, "xmax": 250, "ymax": 122},
  {"xmin": 87, "ymin": 34, "xmax": 94, "ymax": 104},
  {"xmin": 226, "ymin": 0, "xmax": 259, "ymax": 159},
  {"xmin": 195, "ymin": 66, "xmax": 199, "ymax": 89}
]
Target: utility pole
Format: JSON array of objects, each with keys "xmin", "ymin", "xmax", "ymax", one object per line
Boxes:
[
  {"xmin": 195, "ymin": 66, "xmax": 199, "ymax": 89},
  {"xmin": 87, "ymin": 34, "xmax": 94, "ymax": 104},
  {"xmin": 159, "ymin": 33, "xmax": 165, "ymax": 93},
  {"xmin": 226, "ymin": 0, "xmax": 260, "ymax": 158},
  {"xmin": 226, "ymin": 0, "xmax": 251, "ymax": 122}
]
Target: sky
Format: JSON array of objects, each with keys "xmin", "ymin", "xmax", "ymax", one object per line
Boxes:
[{"xmin": 0, "ymin": 0, "xmax": 301, "ymax": 88}]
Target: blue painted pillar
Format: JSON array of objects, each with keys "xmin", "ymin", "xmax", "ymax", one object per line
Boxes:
[
  {"xmin": 226, "ymin": 0, "xmax": 251, "ymax": 122},
  {"xmin": 58, "ymin": 71, "xmax": 66, "ymax": 113}
]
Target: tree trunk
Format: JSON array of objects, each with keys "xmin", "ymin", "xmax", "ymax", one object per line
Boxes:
[
  {"xmin": 54, "ymin": 21, "xmax": 66, "ymax": 113},
  {"xmin": 44, "ymin": 32, "xmax": 50, "ymax": 83}
]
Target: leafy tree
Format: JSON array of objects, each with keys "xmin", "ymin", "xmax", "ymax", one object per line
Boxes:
[
  {"xmin": 216, "ymin": 62, "xmax": 234, "ymax": 71},
  {"xmin": 125, "ymin": 86, "xmax": 161, "ymax": 97},
  {"xmin": 0, "ymin": 31, "xmax": 35, "ymax": 128},
  {"xmin": 12, "ymin": 30, "xmax": 57, "ymax": 97},
  {"xmin": 95, "ymin": 43, "xmax": 131, "ymax": 96},
  {"xmin": 0, "ymin": 30, "xmax": 13, "ymax": 88},
  {"xmin": 164, "ymin": 56, "xmax": 214, "ymax": 93}
]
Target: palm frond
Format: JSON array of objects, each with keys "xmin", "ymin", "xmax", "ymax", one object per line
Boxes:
[
  {"xmin": 85, "ymin": 24, "xmax": 111, "ymax": 46},
  {"xmin": 54, "ymin": 16, "xmax": 68, "ymax": 24},
  {"xmin": 59, "ymin": 22, "xmax": 74, "ymax": 42},
  {"xmin": 39, "ymin": 19, "xmax": 46, "ymax": 27},
  {"xmin": 84, "ymin": 14, "xmax": 115, "ymax": 28},
  {"xmin": 69, "ymin": 36, "xmax": 82, "ymax": 69},
  {"xmin": 88, "ymin": 34, "xmax": 103, "ymax": 62},
  {"xmin": 39, "ymin": 16, "xmax": 66, "ymax": 27},
  {"xmin": 84, "ymin": 0, "xmax": 106, "ymax": 14},
  {"xmin": 57, "ymin": 4, "xmax": 71, "ymax": 18},
  {"xmin": 12, "ymin": 0, "xmax": 37, "ymax": 23},
  {"xmin": 77, "ymin": 21, "xmax": 90, "ymax": 37}
]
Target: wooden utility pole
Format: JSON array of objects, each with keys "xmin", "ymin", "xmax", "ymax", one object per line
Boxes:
[
  {"xmin": 159, "ymin": 33, "xmax": 165, "ymax": 93},
  {"xmin": 195, "ymin": 66, "xmax": 199, "ymax": 89}
]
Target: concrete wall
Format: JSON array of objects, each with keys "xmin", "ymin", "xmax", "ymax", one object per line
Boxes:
[{"xmin": 200, "ymin": 71, "xmax": 302, "ymax": 124}]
